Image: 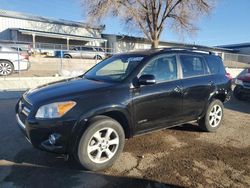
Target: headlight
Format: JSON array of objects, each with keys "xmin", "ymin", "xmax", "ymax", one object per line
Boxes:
[
  {"xmin": 36, "ymin": 101, "xmax": 76, "ymax": 119},
  {"xmin": 235, "ymin": 79, "xmax": 243, "ymax": 85}
]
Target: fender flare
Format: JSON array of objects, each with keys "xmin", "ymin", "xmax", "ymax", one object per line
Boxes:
[
  {"xmin": 199, "ymin": 89, "xmax": 227, "ymax": 120},
  {"xmin": 67, "ymin": 105, "xmax": 132, "ymax": 153}
]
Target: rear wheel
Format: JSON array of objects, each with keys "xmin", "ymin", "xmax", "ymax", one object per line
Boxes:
[
  {"xmin": 0, "ymin": 60, "xmax": 14, "ymax": 76},
  {"xmin": 198, "ymin": 99, "xmax": 224, "ymax": 132},
  {"xmin": 94, "ymin": 55, "xmax": 102, "ymax": 60},
  {"xmin": 75, "ymin": 116, "xmax": 125, "ymax": 171}
]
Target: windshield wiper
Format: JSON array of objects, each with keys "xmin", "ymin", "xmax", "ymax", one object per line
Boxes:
[{"xmin": 84, "ymin": 76, "xmax": 101, "ymax": 82}]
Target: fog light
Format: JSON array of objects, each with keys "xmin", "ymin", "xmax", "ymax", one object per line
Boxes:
[
  {"xmin": 49, "ymin": 134, "xmax": 61, "ymax": 145},
  {"xmin": 49, "ymin": 134, "xmax": 56, "ymax": 145}
]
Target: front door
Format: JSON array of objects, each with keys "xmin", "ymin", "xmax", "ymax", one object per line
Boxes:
[{"xmin": 132, "ymin": 54, "xmax": 183, "ymax": 133}]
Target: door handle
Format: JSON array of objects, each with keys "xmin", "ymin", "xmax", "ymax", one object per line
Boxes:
[{"xmin": 174, "ymin": 86, "xmax": 182, "ymax": 93}]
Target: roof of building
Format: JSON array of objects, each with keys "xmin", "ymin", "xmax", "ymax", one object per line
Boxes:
[
  {"xmin": 0, "ymin": 9, "xmax": 104, "ymax": 30},
  {"xmin": 102, "ymin": 34, "xmax": 236, "ymax": 53},
  {"xmin": 217, "ymin": 43, "xmax": 250, "ymax": 49},
  {"xmin": 12, "ymin": 28, "xmax": 107, "ymax": 42}
]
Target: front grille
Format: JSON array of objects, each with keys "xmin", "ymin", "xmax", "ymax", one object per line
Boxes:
[
  {"xmin": 243, "ymin": 81, "xmax": 250, "ymax": 89},
  {"xmin": 22, "ymin": 96, "xmax": 32, "ymax": 109},
  {"xmin": 19, "ymin": 112, "xmax": 27, "ymax": 125},
  {"xmin": 18, "ymin": 99, "xmax": 31, "ymax": 125}
]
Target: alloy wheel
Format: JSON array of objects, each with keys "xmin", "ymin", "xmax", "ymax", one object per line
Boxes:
[
  {"xmin": 209, "ymin": 104, "xmax": 222, "ymax": 127},
  {"xmin": 0, "ymin": 62, "xmax": 13, "ymax": 76},
  {"xmin": 87, "ymin": 127, "xmax": 119, "ymax": 164}
]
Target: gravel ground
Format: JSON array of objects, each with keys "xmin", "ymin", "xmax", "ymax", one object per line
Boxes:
[
  {"xmin": 0, "ymin": 95, "xmax": 249, "ymax": 187},
  {"xmin": 104, "ymin": 96, "xmax": 250, "ymax": 187}
]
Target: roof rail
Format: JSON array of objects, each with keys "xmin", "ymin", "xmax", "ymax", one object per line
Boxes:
[{"xmin": 162, "ymin": 47, "xmax": 215, "ymax": 55}]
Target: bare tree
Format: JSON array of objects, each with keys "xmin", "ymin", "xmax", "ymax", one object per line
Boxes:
[{"xmin": 81, "ymin": 0, "xmax": 214, "ymax": 48}]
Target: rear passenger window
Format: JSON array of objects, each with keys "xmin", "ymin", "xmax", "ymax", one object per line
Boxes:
[
  {"xmin": 205, "ymin": 56, "xmax": 225, "ymax": 74},
  {"xmin": 180, "ymin": 55, "xmax": 206, "ymax": 78}
]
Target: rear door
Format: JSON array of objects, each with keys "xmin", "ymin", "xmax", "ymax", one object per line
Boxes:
[{"xmin": 179, "ymin": 54, "xmax": 213, "ymax": 121}]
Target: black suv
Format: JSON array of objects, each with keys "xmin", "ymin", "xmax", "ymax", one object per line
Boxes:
[{"xmin": 16, "ymin": 48, "xmax": 231, "ymax": 171}]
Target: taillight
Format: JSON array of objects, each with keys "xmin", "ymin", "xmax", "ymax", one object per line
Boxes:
[
  {"xmin": 225, "ymin": 72, "xmax": 233, "ymax": 80},
  {"xmin": 20, "ymin": 53, "xmax": 29, "ymax": 61}
]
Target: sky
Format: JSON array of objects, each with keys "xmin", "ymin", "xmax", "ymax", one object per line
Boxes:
[{"xmin": 0, "ymin": 0, "xmax": 250, "ymax": 46}]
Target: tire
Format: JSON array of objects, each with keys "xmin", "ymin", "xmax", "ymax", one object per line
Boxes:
[
  {"xmin": 94, "ymin": 55, "xmax": 102, "ymax": 60},
  {"xmin": 233, "ymin": 86, "xmax": 244, "ymax": 101},
  {"xmin": 198, "ymin": 99, "xmax": 224, "ymax": 132},
  {"xmin": 0, "ymin": 60, "xmax": 14, "ymax": 76},
  {"xmin": 64, "ymin": 54, "xmax": 72, "ymax": 58},
  {"xmin": 76, "ymin": 116, "xmax": 125, "ymax": 171}
]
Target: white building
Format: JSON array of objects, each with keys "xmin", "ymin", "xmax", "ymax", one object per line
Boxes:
[
  {"xmin": 0, "ymin": 9, "xmax": 237, "ymax": 58},
  {"xmin": 0, "ymin": 9, "xmax": 107, "ymax": 49},
  {"xmin": 102, "ymin": 34, "xmax": 235, "ymax": 55}
]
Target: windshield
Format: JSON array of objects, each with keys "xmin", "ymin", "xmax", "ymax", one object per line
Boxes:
[{"xmin": 84, "ymin": 55, "xmax": 145, "ymax": 82}]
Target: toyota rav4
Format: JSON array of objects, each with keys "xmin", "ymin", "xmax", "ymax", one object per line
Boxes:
[{"xmin": 16, "ymin": 48, "xmax": 232, "ymax": 171}]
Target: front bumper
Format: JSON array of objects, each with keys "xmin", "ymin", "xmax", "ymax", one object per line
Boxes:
[
  {"xmin": 27, "ymin": 61, "xmax": 31, "ymax": 70},
  {"xmin": 16, "ymin": 112, "xmax": 78, "ymax": 154},
  {"xmin": 235, "ymin": 85, "xmax": 250, "ymax": 96}
]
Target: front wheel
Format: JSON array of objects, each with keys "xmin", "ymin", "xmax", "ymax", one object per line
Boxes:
[
  {"xmin": 75, "ymin": 116, "xmax": 125, "ymax": 171},
  {"xmin": 198, "ymin": 99, "xmax": 224, "ymax": 132}
]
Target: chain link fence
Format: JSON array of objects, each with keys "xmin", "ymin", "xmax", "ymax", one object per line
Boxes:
[
  {"xmin": 0, "ymin": 41, "xmax": 115, "ymax": 78},
  {"xmin": 1, "ymin": 40, "xmax": 250, "ymax": 79},
  {"xmin": 222, "ymin": 52, "xmax": 250, "ymax": 69}
]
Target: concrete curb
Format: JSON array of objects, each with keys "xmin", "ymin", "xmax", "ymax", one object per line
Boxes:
[{"xmin": 0, "ymin": 76, "xmax": 70, "ymax": 91}]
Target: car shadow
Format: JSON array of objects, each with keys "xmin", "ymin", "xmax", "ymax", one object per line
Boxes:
[
  {"xmin": 169, "ymin": 123, "xmax": 203, "ymax": 133},
  {"xmin": 1, "ymin": 148, "xmax": 181, "ymax": 188}
]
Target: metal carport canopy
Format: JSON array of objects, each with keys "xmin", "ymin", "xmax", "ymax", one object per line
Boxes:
[{"xmin": 16, "ymin": 28, "xmax": 107, "ymax": 42}]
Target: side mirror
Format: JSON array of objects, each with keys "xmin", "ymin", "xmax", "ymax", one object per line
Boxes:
[{"xmin": 138, "ymin": 74, "xmax": 156, "ymax": 86}]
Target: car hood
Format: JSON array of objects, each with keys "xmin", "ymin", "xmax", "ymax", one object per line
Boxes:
[
  {"xmin": 238, "ymin": 73, "xmax": 250, "ymax": 82},
  {"xmin": 24, "ymin": 77, "xmax": 114, "ymax": 105}
]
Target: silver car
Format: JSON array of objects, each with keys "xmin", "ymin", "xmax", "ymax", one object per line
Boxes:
[
  {"xmin": 63, "ymin": 46, "xmax": 106, "ymax": 60},
  {"xmin": 0, "ymin": 46, "xmax": 30, "ymax": 76}
]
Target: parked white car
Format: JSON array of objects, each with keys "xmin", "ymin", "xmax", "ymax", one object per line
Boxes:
[
  {"xmin": 0, "ymin": 46, "xmax": 30, "ymax": 76},
  {"xmin": 63, "ymin": 46, "xmax": 106, "ymax": 59}
]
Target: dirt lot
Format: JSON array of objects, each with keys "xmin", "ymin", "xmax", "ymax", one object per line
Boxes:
[
  {"xmin": 0, "ymin": 95, "xmax": 249, "ymax": 187},
  {"xmin": 104, "ymin": 96, "xmax": 250, "ymax": 187}
]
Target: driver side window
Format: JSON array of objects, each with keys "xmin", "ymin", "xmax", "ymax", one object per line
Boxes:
[{"xmin": 141, "ymin": 55, "xmax": 177, "ymax": 83}]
